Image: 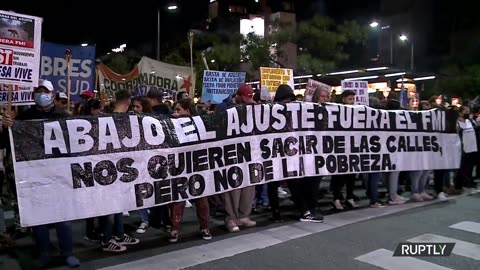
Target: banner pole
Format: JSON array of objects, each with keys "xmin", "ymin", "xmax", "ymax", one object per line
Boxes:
[
  {"xmin": 7, "ymin": 84, "xmax": 13, "ymax": 115},
  {"xmin": 188, "ymin": 31, "xmax": 195, "ymax": 98},
  {"xmin": 65, "ymin": 49, "xmax": 72, "ymax": 111},
  {"xmin": 94, "ymin": 65, "xmax": 99, "ymax": 99}
]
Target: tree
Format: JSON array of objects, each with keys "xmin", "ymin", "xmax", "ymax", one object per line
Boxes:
[
  {"xmin": 241, "ymin": 32, "xmax": 285, "ymax": 71},
  {"xmin": 239, "ymin": 16, "xmax": 368, "ymax": 75},
  {"xmin": 101, "ymin": 49, "xmax": 142, "ymax": 74},
  {"xmin": 435, "ymin": 63, "xmax": 480, "ymax": 99},
  {"xmin": 162, "ymin": 32, "xmax": 242, "ymax": 96},
  {"xmin": 161, "ymin": 16, "xmax": 368, "ymax": 95},
  {"xmin": 294, "ymin": 17, "xmax": 367, "ymax": 74}
]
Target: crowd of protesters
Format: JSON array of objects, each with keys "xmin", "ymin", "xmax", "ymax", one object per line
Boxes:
[{"xmin": 0, "ymin": 79, "xmax": 479, "ymax": 268}]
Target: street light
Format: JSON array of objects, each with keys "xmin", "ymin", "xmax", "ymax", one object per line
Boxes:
[
  {"xmin": 81, "ymin": 43, "xmax": 88, "ymax": 47},
  {"xmin": 399, "ymin": 34, "xmax": 414, "ymax": 71},
  {"xmin": 157, "ymin": 3, "xmax": 179, "ymax": 60},
  {"xmin": 370, "ymin": 21, "xmax": 393, "ymax": 65}
]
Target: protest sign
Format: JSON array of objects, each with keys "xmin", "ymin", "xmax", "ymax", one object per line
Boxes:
[
  {"xmin": 305, "ymin": 79, "xmax": 332, "ymax": 102},
  {"xmin": 137, "ymin": 57, "xmax": 194, "ymax": 100},
  {"xmin": 201, "ymin": 70, "xmax": 246, "ymax": 104},
  {"xmin": 260, "ymin": 85, "xmax": 271, "ymax": 101},
  {"xmin": 260, "ymin": 67, "xmax": 294, "ymax": 95},
  {"xmin": 98, "ymin": 57, "xmax": 194, "ymax": 101},
  {"xmin": 341, "ymin": 80, "xmax": 369, "ymax": 106},
  {"xmin": 10, "ymin": 104, "xmax": 461, "ymax": 226},
  {"xmin": 97, "ymin": 63, "xmax": 139, "ymax": 98},
  {"xmin": 0, "ymin": 10, "xmax": 42, "ymax": 105},
  {"xmin": 40, "ymin": 42, "xmax": 96, "ymax": 103}
]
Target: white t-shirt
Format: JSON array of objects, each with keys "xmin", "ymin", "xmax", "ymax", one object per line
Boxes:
[{"xmin": 458, "ymin": 120, "xmax": 478, "ymax": 153}]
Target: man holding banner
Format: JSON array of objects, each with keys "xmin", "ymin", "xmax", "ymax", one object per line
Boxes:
[
  {"xmin": 2, "ymin": 79, "xmax": 80, "ymax": 268},
  {"xmin": 272, "ymin": 85, "xmax": 324, "ymax": 223},
  {"xmin": 221, "ymin": 84, "xmax": 257, "ymax": 232}
]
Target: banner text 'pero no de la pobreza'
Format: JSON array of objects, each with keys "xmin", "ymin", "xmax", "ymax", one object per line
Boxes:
[{"xmin": 10, "ymin": 103, "xmax": 461, "ymax": 226}]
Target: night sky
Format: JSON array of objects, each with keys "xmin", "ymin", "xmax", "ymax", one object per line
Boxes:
[{"xmin": 2, "ymin": 0, "xmax": 380, "ymax": 57}]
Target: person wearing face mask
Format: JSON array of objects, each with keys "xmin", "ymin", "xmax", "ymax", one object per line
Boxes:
[
  {"xmin": 450, "ymin": 106, "xmax": 478, "ymax": 193},
  {"xmin": 9, "ymin": 79, "xmax": 70, "ymax": 120},
  {"xmin": 1, "ymin": 79, "xmax": 80, "ymax": 268}
]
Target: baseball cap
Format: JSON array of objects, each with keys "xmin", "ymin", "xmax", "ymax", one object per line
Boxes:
[
  {"xmin": 38, "ymin": 79, "xmax": 54, "ymax": 92},
  {"xmin": 147, "ymin": 88, "xmax": 165, "ymax": 99},
  {"xmin": 237, "ymin": 84, "xmax": 254, "ymax": 103},
  {"xmin": 56, "ymin": 92, "xmax": 68, "ymax": 100},
  {"xmin": 80, "ymin": 90, "xmax": 95, "ymax": 99}
]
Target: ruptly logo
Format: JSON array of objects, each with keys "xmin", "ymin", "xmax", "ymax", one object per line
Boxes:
[{"xmin": 393, "ymin": 242, "xmax": 455, "ymax": 257}]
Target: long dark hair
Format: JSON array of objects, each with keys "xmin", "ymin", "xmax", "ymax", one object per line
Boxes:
[
  {"xmin": 81, "ymin": 99, "xmax": 101, "ymax": 116},
  {"xmin": 134, "ymin": 96, "xmax": 153, "ymax": 113}
]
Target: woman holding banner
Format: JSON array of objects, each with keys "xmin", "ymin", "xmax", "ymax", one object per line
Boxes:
[
  {"xmin": 451, "ymin": 106, "xmax": 478, "ymax": 193},
  {"xmin": 383, "ymin": 99, "xmax": 409, "ymax": 205},
  {"xmin": 168, "ymin": 98, "xmax": 213, "ymax": 242},
  {"xmin": 409, "ymin": 102, "xmax": 435, "ymax": 202}
]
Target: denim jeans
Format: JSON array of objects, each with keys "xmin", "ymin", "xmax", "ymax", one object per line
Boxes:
[
  {"xmin": 367, "ymin": 173, "xmax": 381, "ymax": 204},
  {"xmin": 254, "ymin": 184, "xmax": 269, "ymax": 208},
  {"xmin": 100, "ymin": 213, "xmax": 124, "ymax": 242},
  {"xmin": 139, "ymin": 209, "xmax": 149, "ymax": 223},
  {"xmin": 32, "ymin": 222, "xmax": 73, "ymax": 257},
  {"xmin": 384, "ymin": 171, "xmax": 401, "ymax": 199},
  {"xmin": 410, "ymin": 170, "xmax": 430, "ymax": 194}
]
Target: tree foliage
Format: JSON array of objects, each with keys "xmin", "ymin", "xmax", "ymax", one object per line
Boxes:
[
  {"xmin": 294, "ymin": 17, "xmax": 367, "ymax": 74},
  {"xmin": 161, "ymin": 16, "xmax": 368, "ymax": 95},
  {"xmin": 436, "ymin": 63, "xmax": 480, "ymax": 99},
  {"xmin": 240, "ymin": 16, "xmax": 368, "ymax": 74},
  {"xmin": 162, "ymin": 32, "xmax": 242, "ymax": 96}
]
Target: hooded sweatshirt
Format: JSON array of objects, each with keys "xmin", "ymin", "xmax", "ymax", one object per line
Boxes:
[{"xmin": 274, "ymin": 84, "xmax": 295, "ymax": 102}]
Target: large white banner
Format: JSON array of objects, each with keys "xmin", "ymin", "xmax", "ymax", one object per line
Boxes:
[
  {"xmin": 10, "ymin": 104, "xmax": 461, "ymax": 226},
  {"xmin": 0, "ymin": 10, "xmax": 42, "ymax": 105}
]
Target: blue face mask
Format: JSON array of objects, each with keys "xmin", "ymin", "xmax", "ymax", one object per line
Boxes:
[{"xmin": 34, "ymin": 93, "xmax": 53, "ymax": 107}]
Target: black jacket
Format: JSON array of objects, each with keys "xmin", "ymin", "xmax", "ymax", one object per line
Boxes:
[{"xmin": 1, "ymin": 106, "xmax": 69, "ymax": 150}]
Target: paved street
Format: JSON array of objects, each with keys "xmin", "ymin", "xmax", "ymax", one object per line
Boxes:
[
  {"xmin": 2, "ymin": 186, "xmax": 480, "ymax": 270},
  {"xmin": 100, "ymin": 192, "xmax": 480, "ymax": 270}
]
